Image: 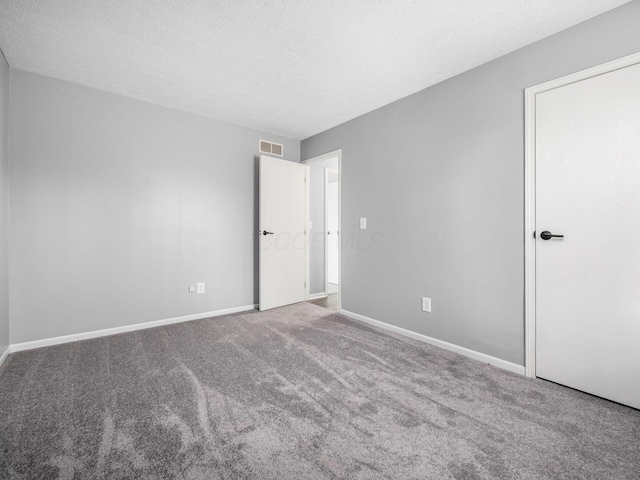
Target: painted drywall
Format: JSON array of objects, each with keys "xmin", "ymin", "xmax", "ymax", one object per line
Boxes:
[
  {"xmin": 301, "ymin": 1, "xmax": 640, "ymax": 366},
  {"xmin": 9, "ymin": 70, "xmax": 299, "ymax": 344},
  {"xmin": 307, "ymin": 156, "xmax": 338, "ymax": 294},
  {"xmin": 0, "ymin": 49, "xmax": 9, "ymax": 357}
]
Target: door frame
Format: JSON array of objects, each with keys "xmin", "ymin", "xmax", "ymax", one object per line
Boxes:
[
  {"xmin": 302, "ymin": 149, "xmax": 342, "ymax": 312},
  {"xmin": 524, "ymin": 51, "xmax": 640, "ymax": 378},
  {"xmin": 324, "ymin": 167, "xmax": 339, "ymax": 296}
]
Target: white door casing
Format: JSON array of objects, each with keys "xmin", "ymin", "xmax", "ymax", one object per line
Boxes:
[
  {"xmin": 259, "ymin": 155, "xmax": 309, "ymax": 311},
  {"xmin": 526, "ymin": 54, "xmax": 640, "ymax": 409},
  {"xmin": 302, "ymin": 150, "xmax": 342, "ymax": 312}
]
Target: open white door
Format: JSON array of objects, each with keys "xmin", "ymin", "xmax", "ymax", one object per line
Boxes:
[
  {"xmin": 535, "ymin": 61, "xmax": 640, "ymax": 409},
  {"xmin": 259, "ymin": 155, "xmax": 308, "ymax": 311}
]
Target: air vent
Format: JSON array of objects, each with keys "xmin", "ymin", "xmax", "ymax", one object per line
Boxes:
[{"xmin": 259, "ymin": 139, "xmax": 283, "ymax": 157}]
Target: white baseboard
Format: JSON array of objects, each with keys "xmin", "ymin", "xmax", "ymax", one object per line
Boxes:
[
  {"xmin": 308, "ymin": 292, "xmax": 327, "ymax": 300},
  {"xmin": 340, "ymin": 309, "xmax": 525, "ymax": 375},
  {"xmin": 0, "ymin": 345, "xmax": 9, "ymax": 368},
  {"xmin": 9, "ymin": 304, "xmax": 258, "ymax": 353}
]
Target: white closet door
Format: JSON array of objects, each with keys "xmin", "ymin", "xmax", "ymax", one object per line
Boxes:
[
  {"xmin": 326, "ymin": 179, "xmax": 339, "ymax": 286},
  {"xmin": 535, "ymin": 62, "xmax": 640, "ymax": 409}
]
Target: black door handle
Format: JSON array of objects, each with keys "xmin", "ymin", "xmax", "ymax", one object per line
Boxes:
[
  {"xmin": 260, "ymin": 231, "xmax": 274, "ymax": 235},
  {"xmin": 540, "ymin": 230, "xmax": 563, "ymax": 240}
]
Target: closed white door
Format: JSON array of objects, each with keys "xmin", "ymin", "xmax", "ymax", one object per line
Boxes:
[
  {"xmin": 259, "ymin": 155, "xmax": 308, "ymax": 311},
  {"xmin": 535, "ymin": 62, "xmax": 640, "ymax": 409},
  {"xmin": 326, "ymin": 170, "xmax": 339, "ymax": 286}
]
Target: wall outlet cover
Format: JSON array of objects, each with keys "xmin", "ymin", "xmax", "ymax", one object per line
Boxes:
[
  {"xmin": 360, "ymin": 217, "xmax": 367, "ymax": 229},
  {"xmin": 197, "ymin": 282, "xmax": 205, "ymax": 294}
]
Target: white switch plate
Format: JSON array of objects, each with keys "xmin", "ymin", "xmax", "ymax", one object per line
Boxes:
[
  {"xmin": 422, "ymin": 297, "xmax": 431, "ymax": 313},
  {"xmin": 360, "ymin": 217, "xmax": 367, "ymax": 229},
  {"xmin": 189, "ymin": 286, "xmax": 195, "ymax": 293},
  {"xmin": 309, "ymin": 220, "xmax": 313, "ymax": 230},
  {"xmin": 197, "ymin": 282, "xmax": 205, "ymax": 294}
]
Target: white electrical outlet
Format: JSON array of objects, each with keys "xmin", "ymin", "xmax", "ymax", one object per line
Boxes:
[
  {"xmin": 189, "ymin": 286, "xmax": 195, "ymax": 293},
  {"xmin": 197, "ymin": 282, "xmax": 205, "ymax": 294},
  {"xmin": 422, "ymin": 297, "xmax": 431, "ymax": 313},
  {"xmin": 360, "ymin": 217, "xmax": 367, "ymax": 229}
]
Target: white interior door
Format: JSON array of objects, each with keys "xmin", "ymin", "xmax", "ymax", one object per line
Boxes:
[
  {"xmin": 535, "ymin": 62, "xmax": 640, "ymax": 409},
  {"xmin": 259, "ymin": 155, "xmax": 308, "ymax": 311},
  {"xmin": 326, "ymin": 169, "xmax": 339, "ymax": 287}
]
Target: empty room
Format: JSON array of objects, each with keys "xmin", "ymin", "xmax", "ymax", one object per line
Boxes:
[{"xmin": 1, "ymin": 1, "xmax": 639, "ymax": 478}]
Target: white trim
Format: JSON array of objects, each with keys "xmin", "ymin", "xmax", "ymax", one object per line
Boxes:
[
  {"xmin": 525, "ymin": 52, "xmax": 640, "ymax": 97},
  {"xmin": 341, "ymin": 309, "xmax": 525, "ymax": 375},
  {"xmin": 9, "ymin": 304, "xmax": 257, "ymax": 353},
  {"xmin": 337, "ymin": 153, "xmax": 342, "ymax": 313},
  {"xmin": 0, "ymin": 345, "xmax": 9, "ymax": 368},
  {"xmin": 524, "ymin": 51, "xmax": 640, "ymax": 379},
  {"xmin": 302, "ymin": 149, "xmax": 342, "ymax": 312},
  {"xmin": 308, "ymin": 292, "xmax": 327, "ymax": 300},
  {"xmin": 302, "ymin": 150, "xmax": 341, "ymax": 166},
  {"xmin": 305, "ymin": 164, "xmax": 311, "ymax": 300},
  {"xmin": 524, "ymin": 80, "xmax": 537, "ymax": 379}
]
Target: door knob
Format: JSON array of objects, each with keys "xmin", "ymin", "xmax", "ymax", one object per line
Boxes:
[
  {"xmin": 540, "ymin": 230, "xmax": 564, "ymax": 240},
  {"xmin": 260, "ymin": 230, "xmax": 274, "ymax": 235}
]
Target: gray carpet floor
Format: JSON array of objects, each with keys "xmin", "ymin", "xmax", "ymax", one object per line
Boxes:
[{"xmin": 0, "ymin": 302, "xmax": 638, "ymax": 479}]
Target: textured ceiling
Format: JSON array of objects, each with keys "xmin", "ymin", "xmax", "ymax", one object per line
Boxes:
[{"xmin": 0, "ymin": 0, "xmax": 631, "ymax": 139}]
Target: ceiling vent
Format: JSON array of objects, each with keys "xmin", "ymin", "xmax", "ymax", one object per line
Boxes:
[{"xmin": 259, "ymin": 139, "xmax": 283, "ymax": 157}]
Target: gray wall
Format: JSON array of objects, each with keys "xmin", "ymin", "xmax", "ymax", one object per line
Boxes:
[
  {"xmin": 307, "ymin": 156, "xmax": 339, "ymax": 294},
  {"xmin": 301, "ymin": 1, "xmax": 640, "ymax": 366},
  {"xmin": 9, "ymin": 70, "xmax": 299, "ymax": 344},
  {"xmin": 0, "ymin": 50, "xmax": 9, "ymax": 355}
]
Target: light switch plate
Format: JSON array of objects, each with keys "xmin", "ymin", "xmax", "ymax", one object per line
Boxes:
[
  {"xmin": 360, "ymin": 218, "xmax": 367, "ymax": 229},
  {"xmin": 422, "ymin": 297, "xmax": 431, "ymax": 313}
]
